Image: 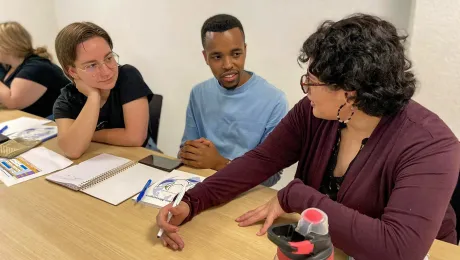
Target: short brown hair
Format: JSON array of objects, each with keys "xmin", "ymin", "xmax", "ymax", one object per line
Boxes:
[
  {"xmin": 0, "ymin": 21, "xmax": 52, "ymax": 60},
  {"xmin": 55, "ymin": 22, "xmax": 113, "ymax": 77}
]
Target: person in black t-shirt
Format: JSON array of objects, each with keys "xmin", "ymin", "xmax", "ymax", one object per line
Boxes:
[
  {"xmin": 53, "ymin": 22, "xmax": 153, "ymax": 159},
  {"xmin": 0, "ymin": 22, "xmax": 70, "ymax": 117},
  {"xmin": 0, "ymin": 64, "xmax": 7, "ymax": 80}
]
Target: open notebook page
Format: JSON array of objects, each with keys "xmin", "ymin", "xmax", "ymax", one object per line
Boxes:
[
  {"xmin": 82, "ymin": 163, "xmax": 169, "ymax": 205},
  {"xmin": 46, "ymin": 154, "xmax": 130, "ymax": 189}
]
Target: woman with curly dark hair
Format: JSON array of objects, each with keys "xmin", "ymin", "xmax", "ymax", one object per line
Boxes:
[{"xmin": 156, "ymin": 14, "xmax": 460, "ymax": 259}]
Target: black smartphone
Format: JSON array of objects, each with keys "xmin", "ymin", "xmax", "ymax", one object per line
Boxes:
[
  {"xmin": 138, "ymin": 154, "xmax": 182, "ymax": 172},
  {"xmin": 0, "ymin": 134, "xmax": 9, "ymax": 144}
]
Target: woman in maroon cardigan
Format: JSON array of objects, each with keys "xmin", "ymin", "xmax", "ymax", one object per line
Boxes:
[{"xmin": 156, "ymin": 14, "xmax": 460, "ymax": 259}]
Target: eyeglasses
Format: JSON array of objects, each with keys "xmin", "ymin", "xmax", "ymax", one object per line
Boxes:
[
  {"xmin": 77, "ymin": 52, "xmax": 119, "ymax": 75},
  {"xmin": 300, "ymin": 73, "xmax": 328, "ymax": 95}
]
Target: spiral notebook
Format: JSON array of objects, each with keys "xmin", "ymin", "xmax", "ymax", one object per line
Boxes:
[{"xmin": 46, "ymin": 153, "xmax": 169, "ymax": 205}]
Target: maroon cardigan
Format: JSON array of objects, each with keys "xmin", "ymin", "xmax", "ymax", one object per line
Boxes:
[{"xmin": 182, "ymin": 98, "xmax": 460, "ymax": 260}]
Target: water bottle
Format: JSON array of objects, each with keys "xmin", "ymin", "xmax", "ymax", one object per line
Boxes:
[{"xmin": 267, "ymin": 208, "xmax": 334, "ymax": 260}]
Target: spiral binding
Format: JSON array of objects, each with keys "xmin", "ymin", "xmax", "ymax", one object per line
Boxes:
[{"xmin": 79, "ymin": 160, "xmax": 137, "ymax": 190}]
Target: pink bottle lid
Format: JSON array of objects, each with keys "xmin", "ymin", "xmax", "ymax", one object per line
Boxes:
[{"xmin": 296, "ymin": 208, "xmax": 329, "ymax": 236}]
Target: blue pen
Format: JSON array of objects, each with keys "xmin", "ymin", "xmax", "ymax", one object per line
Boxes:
[
  {"xmin": 0, "ymin": 125, "xmax": 8, "ymax": 134},
  {"xmin": 136, "ymin": 179, "xmax": 152, "ymax": 203},
  {"xmin": 42, "ymin": 133, "xmax": 58, "ymax": 142}
]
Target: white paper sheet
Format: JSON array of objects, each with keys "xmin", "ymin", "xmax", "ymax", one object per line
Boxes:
[
  {"xmin": 0, "ymin": 147, "xmax": 73, "ymax": 186},
  {"xmin": 0, "ymin": 117, "xmax": 51, "ymax": 136}
]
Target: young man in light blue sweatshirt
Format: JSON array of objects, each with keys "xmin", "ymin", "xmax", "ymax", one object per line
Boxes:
[{"xmin": 179, "ymin": 14, "xmax": 288, "ymax": 187}]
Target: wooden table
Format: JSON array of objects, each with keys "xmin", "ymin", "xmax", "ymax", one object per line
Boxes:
[{"xmin": 0, "ymin": 110, "xmax": 459, "ymax": 260}]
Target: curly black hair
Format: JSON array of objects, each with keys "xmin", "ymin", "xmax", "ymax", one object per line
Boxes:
[
  {"xmin": 201, "ymin": 14, "xmax": 245, "ymax": 48},
  {"xmin": 299, "ymin": 13, "xmax": 416, "ymax": 117}
]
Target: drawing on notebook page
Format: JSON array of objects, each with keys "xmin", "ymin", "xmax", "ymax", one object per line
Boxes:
[
  {"xmin": 132, "ymin": 170, "xmax": 205, "ymax": 207},
  {"xmin": 148, "ymin": 177, "xmax": 201, "ymax": 204}
]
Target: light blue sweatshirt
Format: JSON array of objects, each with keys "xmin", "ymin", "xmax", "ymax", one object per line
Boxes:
[{"xmin": 181, "ymin": 72, "xmax": 288, "ymax": 186}]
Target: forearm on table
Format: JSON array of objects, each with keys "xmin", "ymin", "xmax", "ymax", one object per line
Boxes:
[
  {"xmin": 92, "ymin": 128, "xmax": 146, "ymax": 147},
  {"xmin": 58, "ymin": 95, "xmax": 100, "ymax": 158},
  {"xmin": 182, "ymin": 150, "xmax": 287, "ymax": 223},
  {"xmin": 0, "ymin": 82, "xmax": 13, "ymax": 107},
  {"xmin": 182, "ymin": 166, "xmax": 283, "ymax": 224}
]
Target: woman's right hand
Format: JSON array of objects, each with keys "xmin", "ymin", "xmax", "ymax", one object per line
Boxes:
[
  {"xmin": 156, "ymin": 201, "xmax": 190, "ymax": 251},
  {"xmin": 75, "ymin": 80, "xmax": 100, "ymax": 98}
]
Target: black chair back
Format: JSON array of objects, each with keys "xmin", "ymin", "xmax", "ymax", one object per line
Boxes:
[{"xmin": 148, "ymin": 94, "xmax": 163, "ymax": 144}]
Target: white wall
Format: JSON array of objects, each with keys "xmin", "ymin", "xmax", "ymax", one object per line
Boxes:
[
  {"xmin": 0, "ymin": 0, "xmax": 58, "ymax": 62},
  {"xmin": 410, "ymin": 0, "xmax": 460, "ymax": 138},
  {"xmin": 53, "ymin": 0, "xmax": 413, "ymax": 156}
]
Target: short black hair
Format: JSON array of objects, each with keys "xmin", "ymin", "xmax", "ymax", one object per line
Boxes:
[
  {"xmin": 299, "ymin": 13, "xmax": 416, "ymax": 117},
  {"xmin": 201, "ymin": 14, "xmax": 245, "ymax": 48}
]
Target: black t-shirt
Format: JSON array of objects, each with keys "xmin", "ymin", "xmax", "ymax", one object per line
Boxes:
[
  {"xmin": 53, "ymin": 64, "xmax": 153, "ymax": 145},
  {"xmin": 1, "ymin": 55, "xmax": 70, "ymax": 117},
  {"xmin": 0, "ymin": 64, "xmax": 8, "ymax": 80}
]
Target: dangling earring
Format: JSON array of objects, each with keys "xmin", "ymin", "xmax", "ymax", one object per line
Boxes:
[{"xmin": 337, "ymin": 103, "xmax": 355, "ymax": 124}]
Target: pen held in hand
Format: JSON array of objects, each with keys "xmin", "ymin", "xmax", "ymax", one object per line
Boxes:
[{"xmin": 157, "ymin": 184, "xmax": 187, "ymax": 238}]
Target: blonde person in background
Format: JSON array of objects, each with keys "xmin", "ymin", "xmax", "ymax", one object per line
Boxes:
[
  {"xmin": 0, "ymin": 22, "xmax": 70, "ymax": 117},
  {"xmin": 53, "ymin": 22, "xmax": 154, "ymax": 159}
]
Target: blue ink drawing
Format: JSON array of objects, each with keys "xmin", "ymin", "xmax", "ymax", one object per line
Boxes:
[{"xmin": 148, "ymin": 177, "xmax": 201, "ymax": 203}]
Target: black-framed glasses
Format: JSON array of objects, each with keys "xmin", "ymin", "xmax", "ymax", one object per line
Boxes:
[
  {"xmin": 300, "ymin": 73, "xmax": 328, "ymax": 94},
  {"xmin": 77, "ymin": 52, "xmax": 120, "ymax": 75}
]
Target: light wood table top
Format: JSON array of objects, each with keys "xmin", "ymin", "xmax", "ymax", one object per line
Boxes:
[{"xmin": 0, "ymin": 110, "xmax": 458, "ymax": 260}]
